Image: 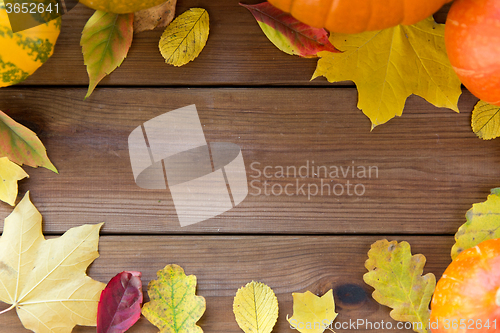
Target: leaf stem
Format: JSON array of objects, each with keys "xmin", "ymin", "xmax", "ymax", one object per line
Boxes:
[{"xmin": 0, "ymin": 304, "xmax": 15, "ymax": 315}]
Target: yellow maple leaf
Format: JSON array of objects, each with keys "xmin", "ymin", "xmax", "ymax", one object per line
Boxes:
[
  {"xmin": 159, "ymin": 8, "xmax": 209, "ymax": 67},
  {"xmin": 313, "ymin": 17, "xmax": 462, "ymax": 129},
  {"xmin": 287, "ymin": 290, "xmax": 338, "ymax": 333},
  {"xmin": 0, "ymin": 192, "xmax": 105, "ymax": 333},
  {"xmin": 142, "ymin": 264, "xmax": 206, "ymax": 333},
  {"xmin": 233, "ymin": 281, "xmax": 279, "ymax": 333},
  {"xmin": 0, "ymin": 157, "xmax": 28, "ymax": 206}
]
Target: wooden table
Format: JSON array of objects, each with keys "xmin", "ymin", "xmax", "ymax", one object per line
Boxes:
[{"xmin": 1, "ymin": 1, "xmax": 498, "ymax": 332}]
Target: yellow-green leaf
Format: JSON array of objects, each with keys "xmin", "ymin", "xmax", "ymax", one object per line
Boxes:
[
  {"xmin": 287, "ymin": 290, "xmax": 337, "ymax": 333},
  {"xmin": 159, "ymin": 8, "xmax": 209, "ymax": 67},
  {"xmin": 0, "ymin": 157, "xmax": 28, "ymax": 206},
  {"xmin": 81, "ymin": 10, "xmax": 134, "ymax": 99},
  {"xmin": 233, "ymin": 281, "xmax": 279, "ymax": 333},
  {"xmin": 471, "ymin": 100, "xmax": 500, "ymax": 140},
  {"xmin": 0, "ymin": 110, "xmax": 57, "ymax": 173},
  {"xmin": 363, "ymin": 240, "xmax": 435, "ymax": 333},
  {"xmin": 313, "ymin": 17, "xmax": 462, "ymax": 129},
  {"xmin": 0, "ymin": 192, "xmax": 105, "ymax": 332},
  {"xmin": 451, "ymin": 188, "xmax": 500, "ymax": 259},
  {"xmin": 142, "ymin": 264, "xmax": 206, "ymax": 333}
]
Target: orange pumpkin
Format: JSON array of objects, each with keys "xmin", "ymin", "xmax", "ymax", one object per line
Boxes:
[
  {"xmin": 445, "ymin": 0, "xmax": 500, "ymax": 106},
  {"xmin": 430, "ymin": 238, "xmax": 500, "ymax": 333},
  {"xmin": 267, "ymin": 0, "xmax": 451, "ymax": 34}
]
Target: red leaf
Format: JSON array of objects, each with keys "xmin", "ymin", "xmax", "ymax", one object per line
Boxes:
[
  {"xmin": 97, "ymin": 271, "xmax": 143, "ymax": 333},
  {"xmin": 240, "ymin": 2, "xmax": 341, "ymax": 58}
]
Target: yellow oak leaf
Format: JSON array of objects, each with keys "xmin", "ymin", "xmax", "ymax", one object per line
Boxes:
[
  {"xmin": 364, "ymin": 240, "xmax": 435, "ymax": 333},
  {"xmin": 313, "ymin": 17, "xmax": 462, "ymax": 129},
  {"xmin": 233, "ymin": 281, "xmax": 279, "ymax": 333},
  {"xmin": 0, "ymin": 157, "xmax": 28, "ymax": 206},
  {"xmin": 287, "ymin": 290, "xmax": 338, "ymax": 333},
  {"xmin": 159, "ymin": 8, "xmax": 209, "ymax": 67},
  {"xmin": 142, "ymin": 264, "xmax": 206, "ymax": 333},
  {"xmin": 471, "ymin": 100, "xmax": 500, "ymax": 140},
  {"xmin": 0, "ymin": 192, "xmax": 105, "ymax": 333}
]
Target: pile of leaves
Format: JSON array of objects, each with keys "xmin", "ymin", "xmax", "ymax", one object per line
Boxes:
[
  {"xmin": 81, "ymin": 0, "xmax": 210, "ymax": 98},
  {"xmin": 242, "ymin": 1, "xmax": 500, "ymax": 138}
]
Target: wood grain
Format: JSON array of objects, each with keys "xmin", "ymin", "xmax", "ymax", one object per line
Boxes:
[
  {"xmin": 0, "ymin": 87, "xmax": 496, "ymax": 235},
  {"xmin": 20, "ymin": 0, "xmax": 450, "ymax": 87},
  {"xmin": 0, "ymin": 235, "xmax": 454, "ymax": 332}
]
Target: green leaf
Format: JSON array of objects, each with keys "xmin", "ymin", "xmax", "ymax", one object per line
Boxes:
[
  {"xmin": 364, "ymin": 240, "xmax": 435, "ymax": 333},
  {"xmin": 313, "ymin": 17, "xmax": 462, "ymax": 129},
  {"xmin": 451, "ymin": 188, "xmax": 500, "ymax": 259},
  {"xmin": 0, "ymin": 110, "xmax": 57, "ymax": 173},
  {"xmin": 159, "ymin": 8, "xmax": 209, "ymax": 67},
  {"xmin": 233, "ymin": 281, "xmax": 279, "ymax": 333},
  {"xmin": 81, "ymin": 10, "xmax": 134, "ymax": 99},
  {"xmin": 142, "ymin": 264, "xmax": 206, "ymax": 333},
  {"xmin": 471, "ymin": 100, "xmax": 500, "ymax": 140}
]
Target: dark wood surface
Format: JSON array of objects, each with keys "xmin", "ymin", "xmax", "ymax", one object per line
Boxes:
[{"xmin": 0, "ymin": 0, "xmax": 495, "ymax": 332}]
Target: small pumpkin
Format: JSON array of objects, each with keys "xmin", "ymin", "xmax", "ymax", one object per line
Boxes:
[
  {"xmin": 0, "ymin": 0, "xmax": 61, "ymax": 88},
  {"xmin": 430, "ymin": 238, "xmax": 500, "ymax": 333},
  {"xmin": 267, "ymin": 0, "xmax": 451, "ymax": 34},
  {"xmin": 78, "ymin": 0, "xmax": 168, "ymax": 14},
  {"xmin": 445, "ymin": 0, "xmax": 500, "ymax": 106}
]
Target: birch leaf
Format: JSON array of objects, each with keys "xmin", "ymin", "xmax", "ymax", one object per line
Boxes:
[
  {"xmin": 159, "ymin": 8, "xmax": 209, "ymax": 67},
  {"xmin": 142, "ymin": 264, "xmax": 206, "ymax": 333},
  {"xmin": 0, "ymin": 110, "xmax": 57, "ymax": 173},
  {"xmin": 0, "ymin": 192, "xmax": 105, "ymax": 333},
  {"xmin": 287, "ymin": 290, "xmax": 337, "ymax": 333},
  {"xmin": 471, "ymin": 100, "xmax": 500, "ymax": 140},
  {"xmin": 240, "ymin": 2, "xmax": 340, "ymax": 58},
  {"xmin": 0, "ymin": 157, "xmax": 28, "ymax": 206},
  {"xmin": 451, "ymin": 188, "xmax": 500, "ymax": 259},
  {"xmin": 134, "ymin": 0, "xmax": 177, "ymax": 33},
  {"xmin": 81, "ymin": 10, "xmax": 134, "ymax": 99},
  {"xmin": 364, "ymin": 240, "xmax": 435, "ymax": 333},
  {"xmin": 233, "ymin": 281, "xmax": 279, "ymax": 333},
  {"xmin": 313, "ymin": 17, "xmax": 462, "ymax": 129}
]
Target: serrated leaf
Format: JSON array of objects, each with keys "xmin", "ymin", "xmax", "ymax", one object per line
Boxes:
[
  {"xmin": 0, "ymin": 157, "xmax": 28, "ymax": 206},
  {"xmin": 134, "ymin": 0, "xmax": 177, "ymax": 34},
  {"xmin": 240, "ymin": 2, "xmax": 340, "ymax": 58},
  {"xmin": 364, "ymin": 240, "xmax": 435, "ymax": 333},
  {"xmin": 142, "ymin": 264, "xmax": 206, "ymax": 333},
  {"xmin": 233, "ymin": 281, "xmax": 279, "ymax": 333},
  {"xmin": 159, "ymin": 8, "xmax": 209, "ymax": 67},
  {"xmin": 471, "ymin": 100, "xmax": 500, "ymax": 140},
  {"xmin": 287, "ymin": 290, "xmax": 337, "ymax": 333},
  {"xmin": 81, "ymin": 10, "xmax": 134, "ymax": 99},
  {"xmin": 0, "ymin": 192, "xmax": 106, "ymax": 333},
  {"xmin": 97, "ymin": 271, "xmax": 143, "ymax": 333},
  {"xmin": 0, "ymin": 110, "xmax": 57, "ymax": 173},
  {"xmin": 451, "ymin": 188, "xmax": 500, "ymax": 259},
  {"xmin": 313, "ymin": 17, "xmax": 462, "ymax": 129}
]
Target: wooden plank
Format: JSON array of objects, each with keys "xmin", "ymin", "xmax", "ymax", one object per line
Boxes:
[
  {"xmin": 0, "ymin": 88, "xmax": 496, "ymax": 234},
  {"xmin": 19, "ymin": 0, "xmax": 450, "ymax": 87},
  {"xmin": 0, "ymin": 235, "xmax": 455, "ymax": 332}
]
